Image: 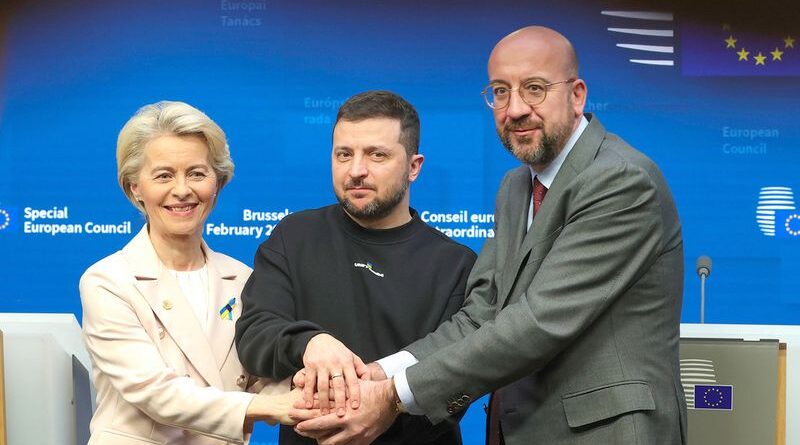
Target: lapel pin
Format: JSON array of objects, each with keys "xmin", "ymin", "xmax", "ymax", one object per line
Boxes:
[
  {"xmin": 162, "ymin": 299, "xmax": 174, "ymax": 310},
  {"xmin": 219, "ymin": 297, "xmax": 236, "ymax": 320}
]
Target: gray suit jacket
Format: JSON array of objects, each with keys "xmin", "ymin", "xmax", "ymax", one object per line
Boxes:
[{"xmin": 405, "ymin": 114, "xmax": 687, "ymax": 444}]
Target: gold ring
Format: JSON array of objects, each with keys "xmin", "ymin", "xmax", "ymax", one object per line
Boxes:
[{"xmin": 330, "ymin": 373, "xmax": 343, "ymax": 379}]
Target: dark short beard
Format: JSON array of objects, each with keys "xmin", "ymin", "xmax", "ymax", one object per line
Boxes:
[
  {"xmin": 337, "ymin": 177, "xmax": 409, "ymax": 222},
  {"xmin": 499, "ymin": 120, "xmax": 571, "ymax": 167}
]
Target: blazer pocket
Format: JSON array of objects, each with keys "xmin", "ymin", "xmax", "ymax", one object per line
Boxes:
[
  {"xmin": 561, "ymin": 380, "xmax": 655, "ymax": 429},
  {"xmin": 95, "ymin": 429, "xmax": 162, "ymax": 444}
]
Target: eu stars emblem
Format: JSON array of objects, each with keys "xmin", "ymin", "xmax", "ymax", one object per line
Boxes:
[
  {"xmin": 0, "ymin": 206, "xmax": 18, "ymax": 233},
  {"xmin": 775, "ymin": 210, "xmax": 800, "ymax": 238},
  {"xmin": 219, "ymin": 297, "xmax": 236, "ymax": 320},
  {"xmin": 694, "ymin": 385, "xmax": 733, "ymax": 410}
]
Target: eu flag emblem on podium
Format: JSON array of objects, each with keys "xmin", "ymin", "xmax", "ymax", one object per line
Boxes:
[{"xmin": 694, "ymin": 385, "xmax": 733, "ymax": 410}]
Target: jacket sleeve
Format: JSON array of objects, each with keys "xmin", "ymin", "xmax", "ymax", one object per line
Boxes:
[
  {"xmin": 406, "ymin": 162, "xmax": 666, "ymax": 424},
  {"xmin": 80, "ymin": 271, "xmax": 254, "ymax": 444},
  {"xmin": 235, "ymin": 222, "xmax": 326, "ymax": 380}
]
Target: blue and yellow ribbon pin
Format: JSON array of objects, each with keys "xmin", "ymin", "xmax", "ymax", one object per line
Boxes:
[{"xmin": 219, "ymin": 297, "xmax": 236, "ymax": 320}]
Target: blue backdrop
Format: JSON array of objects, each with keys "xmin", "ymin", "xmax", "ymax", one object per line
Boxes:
[{"xmin": 2, "ymin": 1, "xmax": 799, "ymax": 443}]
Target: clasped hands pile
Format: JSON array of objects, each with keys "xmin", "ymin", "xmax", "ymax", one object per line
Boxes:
[{"xmin": 285, "ymin": 333, "xmax": 404, "ymax": 445}]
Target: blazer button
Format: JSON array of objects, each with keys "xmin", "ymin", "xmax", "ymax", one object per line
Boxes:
[
  {"xmin": 236, "ymin": 374, "xmax": 247, "ymax": 387},
  {"xmin": 162, "ymin": 300, "xmax": 174, "ymax": 310}
]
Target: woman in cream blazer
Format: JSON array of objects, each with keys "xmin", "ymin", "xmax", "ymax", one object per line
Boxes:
[{"xmin": 80, "ymin": 101, "xmax": 297, "ymax": 445}]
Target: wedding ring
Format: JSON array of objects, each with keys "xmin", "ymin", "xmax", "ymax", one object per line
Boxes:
[{"xmin": 330, "ymin": 372, "xmax": 343, "ymax": 379}]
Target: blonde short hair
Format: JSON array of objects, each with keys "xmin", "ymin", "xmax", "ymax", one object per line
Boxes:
[{"xmin": 116, "ymin": 101, "xmax": 234, "ymax": 213}]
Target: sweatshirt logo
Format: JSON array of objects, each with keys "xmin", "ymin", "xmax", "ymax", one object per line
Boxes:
[{"xmin": 354, "ymin": 261, "xmax": 385, "ymax": 278}]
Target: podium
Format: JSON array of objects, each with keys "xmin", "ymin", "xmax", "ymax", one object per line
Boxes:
[
  {"xmin": 0, "ymin": 314, "xmax": 93, "ymax": 445},
  {"xmin": 681, "ymin": 324, "xmax": 797, "ymax": 445}
]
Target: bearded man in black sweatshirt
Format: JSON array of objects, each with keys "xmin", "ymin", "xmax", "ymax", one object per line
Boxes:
[{"xmin": 235, "ymin": 90, "xmax": 477, "ymax": 445}]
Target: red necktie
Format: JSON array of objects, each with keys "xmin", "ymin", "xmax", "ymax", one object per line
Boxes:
[{"xmin": 533, "ymin": 176, "xmax": 548, "ymax": 215}]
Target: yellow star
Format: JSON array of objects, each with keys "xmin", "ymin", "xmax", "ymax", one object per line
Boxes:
[
  {"xmin": 754, "ymin": 52, "xmax": 767, "ymax": 65},
  {"xmin": 785, "ymin": 36, "xmax": 796, "ymax": 49},
  {"xmin": 725, "ymin": 35, "xmax": 737, "ymax": 48},
  {"xmin": 771, "ymin": 47, "xmax": 784, "ymax": 61},
  {"xmin": 737, "ymin": 48, "xmax": 750, "ymax": 61}
]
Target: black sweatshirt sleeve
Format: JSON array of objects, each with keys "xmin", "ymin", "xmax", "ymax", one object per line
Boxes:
[
  {"xmin": 396, "ymin": 247, "xmax": 476, "ymax": 443},
  {"xmin": 235, "ymin": 223, "xmax": 326, "ymax": 379}
]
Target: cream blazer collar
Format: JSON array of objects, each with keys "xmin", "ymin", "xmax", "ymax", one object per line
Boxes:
[{"xmin": 121, "ymin": 226, "xmax": 243, "ymax": 389}]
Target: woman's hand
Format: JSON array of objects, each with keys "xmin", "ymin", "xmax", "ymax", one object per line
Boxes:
[{"xmin": 246, "ymin": 388, "xmax": 310, "ymax": 426}]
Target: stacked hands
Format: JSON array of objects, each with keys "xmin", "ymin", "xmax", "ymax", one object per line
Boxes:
[{"xmin": 285, "ymin": 333, "xmax": 402, "ymax": 445}]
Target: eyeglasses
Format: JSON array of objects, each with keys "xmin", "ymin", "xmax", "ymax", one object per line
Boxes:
[{"xmin": 481, "ymin": 78, "xmax": 576, "ymax": 109}]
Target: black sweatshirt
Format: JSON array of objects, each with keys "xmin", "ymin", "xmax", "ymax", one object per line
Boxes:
[{"xmin": 236, "ymin": 204, "xmax": 477, "ymax": 445}]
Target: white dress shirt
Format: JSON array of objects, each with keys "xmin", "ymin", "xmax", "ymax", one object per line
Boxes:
[{"xmin": 169, "ymin": 264, "xmax": 210, "ymax": 331}]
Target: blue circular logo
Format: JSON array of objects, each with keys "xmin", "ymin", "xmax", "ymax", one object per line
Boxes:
[
  {"xmin": 702, "ymin": 387, "xmax": 726, "ymax": 408},
  {"xmin": 0, "ymin": 208, "xmax": 10, "ymax": 230},
  {"xmin": 785, "ymin": 214, "xmax": 800, "ymax": 236}
]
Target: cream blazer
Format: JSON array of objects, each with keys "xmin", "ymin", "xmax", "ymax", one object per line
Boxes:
[{"xmin": 80, "ymin": 227, "xmax": 267, "ymax": 445}]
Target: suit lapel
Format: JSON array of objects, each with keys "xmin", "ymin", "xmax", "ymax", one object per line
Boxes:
[
  {"xmin": 124, "ymin": 227, "xmax": 223, "ymax": 388},
  {"xmin": 205, "ymin": 255, "xmax": 241, "ymax": 371},
  {"xmin": 507, "ymin": 166, "xmax": 532, "ymax": 252},
  {"xmin": 496, "ymin": 114, "xmax": 607, "ymax": 308},
  {"xmin": 496, "ymin": 167, "xmax": 532, "ymax": 303}
]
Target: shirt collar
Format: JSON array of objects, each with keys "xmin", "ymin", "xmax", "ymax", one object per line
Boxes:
[{"xmin": 528, "ymin": 114, "xmax": 589, "ymax": 189}]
